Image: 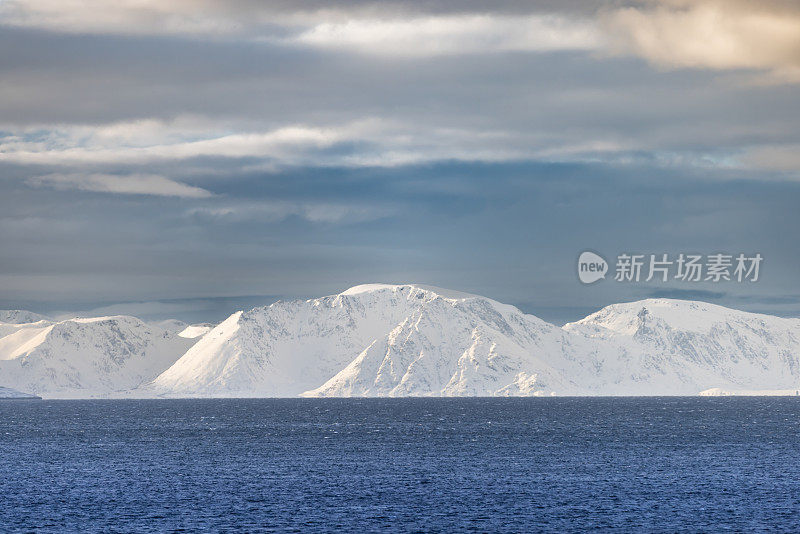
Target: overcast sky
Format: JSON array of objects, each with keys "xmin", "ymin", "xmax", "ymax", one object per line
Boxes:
[{"xmin": 2, "ymin": 0, "xmax": 799, "ymax": 323}]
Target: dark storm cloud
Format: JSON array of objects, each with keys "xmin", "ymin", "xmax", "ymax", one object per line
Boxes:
[
  {"xmin": 3, "ymin": 159, "xmax": 800, "ymax": 320},
  {"xmin": 0, "ymin": 0, "xmax": 799, "ymax": 319}
]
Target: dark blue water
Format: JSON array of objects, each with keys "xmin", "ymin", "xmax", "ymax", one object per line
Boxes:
[{"xmin": 2, "ymin": 398, "xmax": 800, "ymax": 532}]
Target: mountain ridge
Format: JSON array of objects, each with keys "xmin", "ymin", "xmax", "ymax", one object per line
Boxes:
[
  {"xmin": 0, "ymin": 314, "xmax": 196, "ymax": 398},
  {"xmin": 146, "ymin": 285, "xmax": 800, "ymax": 398},
  {"xmin": 2, "ymin": 286, "xmax": 799, "ymax": 398}
]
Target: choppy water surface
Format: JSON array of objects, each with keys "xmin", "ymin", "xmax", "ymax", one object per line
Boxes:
[{"xmin": 2, "ymin": 397, "xmax": 800, "ymax": 532}]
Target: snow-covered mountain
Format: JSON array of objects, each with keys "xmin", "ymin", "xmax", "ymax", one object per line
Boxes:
[
  {"xmin": 0, "ymin": 315, "xmax": 196, "ymax": 398},
  {"xmin": 148, "ymin": 284, "xmax": 504, "ymax": 397},
  {"xmin": 146, "ymin": 285, "xmax": 800, "ymax": 397},
  {"xmin": 0, "ymin": 310, "xmax": 51, "ymax": 324},
  {"xmin": 0, "ymin": 310, "xmax": 52, "ymax": 339},
  {"xmin": 0, "ymin": 386, "xmax": 40, "ymax": 399},
  {"xmin": 2, "ymin": 287, "xmax": 800, "ymax": 398},
  {"xmin": 564, "ymin": 299, "xmax": 800, "ymax": 395},
  {"xmin": 305, "ymin": 287, "xmax": 592, "ymax": 397}
]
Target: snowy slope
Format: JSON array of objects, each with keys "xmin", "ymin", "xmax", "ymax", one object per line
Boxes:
[
  {"xmin": 0, "ymin": 315, "xmax": 197, "ymax": 398},
  {"xmin": 146, "ymin": 285, "xmax": 600, "ymax": 397},
  {"xmin": 305, "ymin": 291, "xmax": 592, "ymax": 397},
  {"xmin": 150, "ymin": 287, "xmax": 800, "ymax": 398},
  {"xmin": 149, "ymin": 285, "xmax": 466, "ymax": 397},
  {"xmin": 0, "ymin": 310, "xmax": 51, "ymax": 324},
  {"xmin": 3, "ymin": 290, "xmax": 799, "ymax": 398},
  {"xmin": 564, "ymin": 299, "xmax": 800, "ymax": 395},
  {"xmin": 150, "ymin": 320, "xmax": 214, "ymax": 339},
  {"xmin": 0, "ymin": 386, "xmax": 40, "ymax": 399},
  {"xmin": 178, "ymin": 324, "xmax": 214, "ymax": 339},
  {"xmin": 0, "ymin": 311, "xmax": 52, "ymax": 339}
]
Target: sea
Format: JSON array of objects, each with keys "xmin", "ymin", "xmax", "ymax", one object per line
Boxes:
[{"xmin": 2, "ymin": 397, "xmax": 800, "ymax": 532}]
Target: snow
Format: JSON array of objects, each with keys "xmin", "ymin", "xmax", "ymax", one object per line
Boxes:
[
  {"xmin": 0, "ymin": 310, "xmax": 51, "ymax": 324},
  {"xmin": 145, "ymin": 312, "xmax": 244, "ymax": 397},
  {"xmin": 564, "ymin": 298, "xmax": 800, "ymax": 395},
  {"xmin": 0, "ymin": 315, "xmax": 198, "ymax": 398},
  {"xmin": 303, "ymin": 292, "xmax": 578, "ymax": 397},
  {"xmin": 340, "ymin": 283, "xmax": 481, "ymax": 300},
  {"xmin": 148, "ymin": 285, "xmax": 533, "ymax": 397},
  {"xmin": 152, "ymin": 319, "xmax": 188, "ymax": 334},
  {"xmin": 3, "ymin": 285, "xmax": 800, "ymax": 398},
  {"xmin": 339, "ymin": 283, "xmax": 408, "ymax": 296},
  {"xmin": 146, "ymin": 284, "xmax": 800, "ymax": 398},
  {"xmin": 0, "ymin": 386, "xmax": 39, "ymax": 399},
  {"xmin": 0, "ymin": 323, "xmax": 53, "ymax": 360},
  {"xmin": 699, "ymin": 387, "xmax": 800, "ymax": 396},
  {"xmin": 566, "ymin": 298, "xmax": 790, "ymax": 335},
  {"xmin": 178, "ymin": 324, "xmax": 214, "ymax": 339}
]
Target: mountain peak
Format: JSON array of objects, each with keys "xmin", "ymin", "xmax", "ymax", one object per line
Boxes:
[
  {"xmin": 0, "ymin": 310, "xmax": 51, "ymax": 325},
  {"xmin": 5, "ymin": 289, "xmax": 800, "ymax": 398},
  {"xmin": 0, "ymin": 314, "xmax": 196, "ymax": 398},
  {"xmin": 337, "ymin": 283, "xmax": 483, "ymax": 301},
  {"xmin": 569, "ymin": 298, "xmax": 799, "ymax": 337},
  {"xmin": 339, "ymin": 283, "xmax": 410, "ymax": 296}
]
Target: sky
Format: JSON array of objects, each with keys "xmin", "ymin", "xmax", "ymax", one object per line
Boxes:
[{"xmin": 1, "ymin": 0, "xmax": 799, "ymax": 324}]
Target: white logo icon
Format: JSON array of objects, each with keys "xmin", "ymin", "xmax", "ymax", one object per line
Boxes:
[{"xmin": 578, "ymin": 251, "xmax": 608, "ymax": 284}]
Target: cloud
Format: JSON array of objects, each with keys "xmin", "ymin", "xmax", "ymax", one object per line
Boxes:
[
  {"xmin": 0, "ymin": 0, "xmax": 254, "ymax": 36},
  {"xmin": 186, "ymin": 200, "xmax": 393, "ymax": 224},
  {"xmin": 293, "ymin": 14, "xmax": 601, "ymax": 56},
  {"xmin": 742, "ymin": 144, "xmax": 800, "ymax": 175},
  {"xmin": 0, "ymin": 118, "xmax": 622, "ymax": 168},
  {"xmin": 3, "ymin": 0, "xmax": 798, "ymax": 85},
  {"xmin": 604, "ymin": 0, "xmax": 800, "ymax": 82},
  {"xmin": 3, "ymin": 159, "xmax": 799, "ymax": 320},
  {"xmin": 1, "ymin": 1, "xmax": 799, "ymax": 322},
  {"xmin": 6, "ymin": 113, "xmax": 699, "ymax": 174},
  {"xmin": 3, "ymin": 114, "xmax": 793, "ymax": 176},
  {"xmin": 1, "ymin": 123, "xmax": 347, "ymax": 166},
  {"xmin": 0, "ymin": 1, "xmax": 600, "ymax": 41},
  {"xmin": 27, "ymin": 173, "xmax": 213, "ymax": 198},
  {"xmin": 1, "ymin": 5, "xmax": 797, "ymax": 177}
]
